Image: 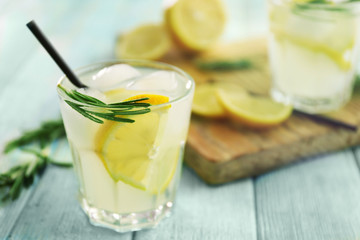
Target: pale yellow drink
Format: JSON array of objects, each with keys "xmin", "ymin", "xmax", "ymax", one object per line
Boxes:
[
  {"xmin": 268, "ymin": 0, "xmax": 360, "ymax": 113},
  {"xmin": 57, "ymin": 61, "xmax": 194, "ymax": 232}
]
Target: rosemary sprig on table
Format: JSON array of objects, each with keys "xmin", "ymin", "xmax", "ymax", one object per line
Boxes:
[
  {"xmin": 195, "ymin": 59, "xmax": 252, "ymax": 71},
  {"xmin": 1, "ymin": 119, "xmax": 69, "ymax": 202},
  {"xmin": 58, "ymin": 85, "xmax": 151, "ymax": 124},
  {"xmin": 4, "ymin": 119, "xmax": 65, "ymax": 154}
]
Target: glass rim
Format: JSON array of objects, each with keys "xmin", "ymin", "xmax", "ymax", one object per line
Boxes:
[{"xmin": 57, "ymin": 59, "xmax": 195, "ymax": 110}]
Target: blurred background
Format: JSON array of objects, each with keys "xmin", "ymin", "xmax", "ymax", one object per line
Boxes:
[
  {"xmin": 0, "ymin": 0, "xmax": 266, "ymax": 69},
  {"xmin": 0, "ymin": 0, "xmax": 267, "ymax": 130}
]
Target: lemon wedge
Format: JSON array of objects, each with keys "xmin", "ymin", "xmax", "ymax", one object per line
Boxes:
[
  {"xmin": 116, "ymin": 24, "xmax": 171, "ymax": 60},
  {"xmin": 217, "ymin": 90, "xmax": 293, "ymax": 128},
  {"xmin": 192, "ymin": 82, "xmax": 248, "ymax": 117},
  {"xmin": 165, "ymin": 0, "xmax": 226, "ymax": 52},
  {"xmin": 95, "ymin": 94, "xmax": 177, "ymax": 193}
]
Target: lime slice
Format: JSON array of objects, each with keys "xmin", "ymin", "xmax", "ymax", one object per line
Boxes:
[
  {"xmin": 165, "ymin": 0, "xmax": 226, "ymax": 52},
  {"xmin": 95, "ymin": 94, "xmax": 176, "ymax": 193},
  {"xmin": 116, "ymin": 24, "xmax": 171, "ymax": 60}
]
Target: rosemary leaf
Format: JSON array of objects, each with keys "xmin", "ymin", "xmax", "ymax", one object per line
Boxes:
[
  {"xmin": 65, "ymin": 101, "xmax": 104, "ymax": 124},
  {"xmin": 48, "ymin": 159, "xmax": 73, "ymax": 168},
  {"xmin": 9, "ymin": 171, "xmax": 24, "ymax": 200},
  {"xmin": 117, "ymin": 97, "xmax": 150, "ymax": 104},
  {"xmin": 196, "ymin": 59, "xmax": 252, "ymax": 71},
  {"xmin": 111, "ymin": 108, "xmax": 151, "ymax": 115},
  {"xmin": 72, "ymin": 90, "xmax": 106, "ymax": 105},
  {"xmin": 23, "ymin": 174, "xmax": 34, "ymax": 188},
  {"xmin": 88, "ymin": 111, "xmax": 135, "ymax": 123}
]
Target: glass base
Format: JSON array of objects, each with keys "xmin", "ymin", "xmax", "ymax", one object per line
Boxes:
[
  {"xmin": 271, "ymin": 88, "xmax": 352, "ymax": 114},
  {"xmin": 79, "ymin": 196, "xmax": 173, "ymax": 233}
]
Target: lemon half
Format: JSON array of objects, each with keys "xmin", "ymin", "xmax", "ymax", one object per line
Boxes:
[
  {"xmin": 116, "ymin": 24, "xmax": 171, "ymax": 60},
  {"xmin": 165, "ymin": 0, "xmax": 226, "ymax": 52}
]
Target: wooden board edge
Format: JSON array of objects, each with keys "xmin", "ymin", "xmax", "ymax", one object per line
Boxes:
[{"xmin": 184, "ymin": 129, "xmax": 360, "ymax": 184}]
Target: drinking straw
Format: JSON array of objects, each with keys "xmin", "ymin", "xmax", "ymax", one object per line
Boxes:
[
  {"xmin": 26, "ymin": 20, "xmax": 87, "ymax": 88},
  {"xmin": 293, "ymin": 110, "xmax": 358, "ymax": 132}
]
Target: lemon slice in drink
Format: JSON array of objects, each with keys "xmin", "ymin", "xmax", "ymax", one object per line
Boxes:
[
  {"xmin": 192, "ymin": 82, "xmax": 248, "ymax": 117},
  {"xmin": 165, "ymin": 0, "xmax": 226, "ymax": 52},
  {"xmin": 217, "ymin": 90, "xmax": 293, "ymax": 128},
  {"xmin": 95, "ymin": 94, "xmax": 176, "ymax": 193},
  {"xmin": 116, "ymin": 24, "xmax": 171, "ymax": 60}
]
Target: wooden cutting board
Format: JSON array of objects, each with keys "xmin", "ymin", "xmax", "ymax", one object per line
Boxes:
[{"xmin": 162, "ymin": 37, "xmax": 360, "ymax": 184}]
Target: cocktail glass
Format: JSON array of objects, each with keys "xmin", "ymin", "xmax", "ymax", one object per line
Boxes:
[
  {"xmin": 57, "ymin": 60, "xmax": 194, "ymax": 232},
  {"xmin": 268, "ymin": 0, "xmax": 360, "ymax": 113}
]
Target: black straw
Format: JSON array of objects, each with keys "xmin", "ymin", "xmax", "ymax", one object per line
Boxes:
[
  {"xmin": 26, "ymin": 20, "xmax": 86, "ymax": 88},
  {"xmin": 294, "ymin": 110, "xmax": 358, "ymax": 132}
]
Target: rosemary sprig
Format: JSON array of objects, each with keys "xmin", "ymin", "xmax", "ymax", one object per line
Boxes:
[
  {"xmin": 4, "ymin": 119, "xmax": 66, "ymax": 154},
  {"xmin": 355, "ymin": 74, "xmax": 360, "ymax": 86},
  {"xmin": 58, "ymin": 85, "xmax": 151, "ymax": 124},
  {"xmin": 291, "ymin": 0, "xmax": 360, "ymax": 14},
  {"xmin": 195, "ymin": 59, "xmax": 252, "ymax": 71},
  {"xmin": 0, "ymin": 148, "xmax": 71, "ymax": 202},
  {"xmin": 1, "ymin": 119, "xmax": 70, "ymax": 202}
]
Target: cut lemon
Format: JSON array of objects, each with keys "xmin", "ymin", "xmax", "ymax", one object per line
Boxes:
[
  {"xmin": 217, "ymin": 90, "xmax": 293, "ymax": 128},
  {"xmin": 95, "ymin": 94, "xmax": 176, "ymax": 193},
  {"xmin": 272, "ymin": 30, "xmax": 354, "ymax": 71},
  {"xmin": 192, "ymin": 82, "xmax": 248, "ymax": 117},
  {"xmin": 165, "ymin": 0, "xmax": 226, "ymax": 52},
  {"xmin": 115, "ymin": 24, "xmax": 171, "ymax": 60},
  {"xmin": 124, "ymin": 94, "xmax": 169, "ymax": 105}
]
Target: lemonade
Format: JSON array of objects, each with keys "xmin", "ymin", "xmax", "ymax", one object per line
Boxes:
[
  {"xmin": 268, "ymin": 0, "xmax": 360, "ymax": 113},
  {"xmin": 57, "ymin": 61, "xmax": 194, "ymax": 232}
]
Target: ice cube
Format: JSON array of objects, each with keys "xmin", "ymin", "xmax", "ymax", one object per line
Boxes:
[
  {"xmin": 89, "ymin": 64, "xmax": 141, "ymax": 90},
  {"xmin": 127, "ymin": 70, "xmax": 178, "ymax": 92}
]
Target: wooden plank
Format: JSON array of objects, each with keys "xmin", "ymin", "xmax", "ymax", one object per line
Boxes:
[
  {"xmin": 255, "ymin": 150, "xmax": 360, "ymax": 239},
  {"xmin": 134, "ymin": 168, "xmax": 257, "ymax": 240},
  {"xmin": 6, "ymin": 165, "xmax": 132, "ymax": 240},
  {"xmin": 162, "ymin": 39, "xmax": 360, "ymax": 184},
  {"xmin": 0, "ymin": 183, "xmax": 36, "ymax": 239}
]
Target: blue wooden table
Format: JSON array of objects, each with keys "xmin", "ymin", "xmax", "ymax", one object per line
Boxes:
[{"xmin": 1, "ymin": 0, "xmax": 360, "ymax": 239}]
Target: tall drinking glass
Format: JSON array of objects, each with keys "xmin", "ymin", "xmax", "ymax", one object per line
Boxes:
[
  {"xmin": 268, "ymin": 0, "xmax": 360, "ymax": 113},
  {"xmin": 57, "ymin": 60, "xmax": 194, "ymax": 232}
]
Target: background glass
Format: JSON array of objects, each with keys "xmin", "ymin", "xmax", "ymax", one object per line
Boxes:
[{"xmin": 268, "ymin": 0, "xmax": 360, "ymax": 113}]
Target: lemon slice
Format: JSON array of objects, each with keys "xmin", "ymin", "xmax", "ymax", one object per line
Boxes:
[
  {"xmin": 165, "ymin": 0, "xmax": 226, "ymax": 52},
  {"xmin": 116, "ymin": 24, "xmax": 171, "ymax": 60},
  {"xmin": 95, "ymin": 94, "xmax": 176, "ymax": 193},
  {"xmin": 272, "ymin": 30, "xmax": 354, "ymax": 70},
  {"xmin": 217, "ymin": 90, "xmax": 293, "ymax": 128},
  {"xmin": 192, "ymin": 82, "xmax": 248, "ymax": 117}
]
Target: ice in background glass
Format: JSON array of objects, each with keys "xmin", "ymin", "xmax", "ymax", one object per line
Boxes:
[
  {"xmin": 268, "ymin": 0, "xmax": 360, "ymax": 113},
  {"xmin": 57, "ymin": 60, "xmax": 194, "ymax": 232}
]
